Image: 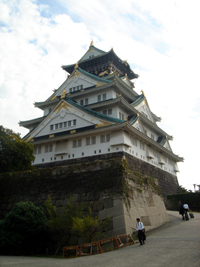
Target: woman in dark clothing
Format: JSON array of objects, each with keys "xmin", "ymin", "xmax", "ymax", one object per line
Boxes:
[{"xmin": 179, "ymin": 205, "xmax": 185, "ymax": 220}]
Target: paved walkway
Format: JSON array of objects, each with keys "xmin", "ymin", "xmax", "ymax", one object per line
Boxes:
[{"xmin": 0, "ymin": 211, "xmax": 200, "ymax": 267}]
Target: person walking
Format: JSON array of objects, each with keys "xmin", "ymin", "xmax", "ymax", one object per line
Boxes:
[
  {"xmin": 179, "ymin": 204, "xmax": 185, "ymax": 220},
  {"xmin": 136, "ymin": 218, "xmax": 145, "ymax": 246}
]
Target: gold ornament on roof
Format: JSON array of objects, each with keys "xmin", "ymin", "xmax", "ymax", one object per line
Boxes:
[
  {"xmin": 61, "ymin": 89, "xmax": 66, "ymax": 99},
  {"xmin": 90, "ymin": 40, "xmax": 94, "ymax": 46},
  {"xmin": 74, "ymin": 62, "xmax": 78, "ymax": 69},
  {"xmin": 141, "ymin": 90, "xmax": 145, "ymax": 96}
]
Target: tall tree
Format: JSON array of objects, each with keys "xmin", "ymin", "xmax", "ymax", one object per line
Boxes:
[{"xmin": 0, "ymin": 125, "xmax": 35, "ymax": 173}]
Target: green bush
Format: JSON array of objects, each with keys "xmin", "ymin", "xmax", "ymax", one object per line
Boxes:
[{"xmin": 0, "ymin": 201, "xmax": 48, "ymax": 255}]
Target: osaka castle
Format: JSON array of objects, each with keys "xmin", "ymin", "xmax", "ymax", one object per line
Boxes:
[{"xmin": 20, "ymin": 41, "xmax": 183, "ymax": 175}]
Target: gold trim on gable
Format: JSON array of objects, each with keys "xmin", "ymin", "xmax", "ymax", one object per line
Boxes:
[
  {"xmin": 50, "ymin": 95, "xmax": 57, "ymax": 101},
  {"xmin": 49, "ymin": 134, "xmax": 54, "ymax": 138},
  {"xmin": 96, "ymin": 82, "xmax": 104, "ymax": 87},
  {"xmin": 70, "ymin": 130, "xmax": 76, "ymax": 134},
  {"xmin": 95, "ymin": 120, "xmax": 112, "ymax": 128},
  {"xmin": 55, "ymin": 102, "xmax": 72, "ymax": 114}
]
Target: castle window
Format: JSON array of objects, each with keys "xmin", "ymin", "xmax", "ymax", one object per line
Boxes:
[
  {"xmin": 94, "ymin": 150, "xmax": 96, "ymax": 154},
  {"xmin": 86, "ymin": 138, "xmax": 90, "ymax": 146},
  {"xmin": 73, "ymin": 140, "xmax": 77, "ymax": 148},
  {"xmin": 122, "ymin": 114, "xmax": 124, "ymax": 120},
  {"xmin": 98, "ymin": 95, "xmax": 101, "ymax": 102},
  {"xmin": 68, "ymin": 155, "xmax": 70, "ymax": 158},
  {"xmin": 34, "ymin": 147, "xmax": 37, "ymax": 154},
  {"xmin": 108, "ymin": 148, "xmax": 110, "ymax": 152},
  {"xmin": 99, "ymin": 150, "xmax": 101, "ymax": 153},
  {"xmin": 49, "ymin": 145, "xmax": 53, "ymax": 152},
  {"xmin": 55, "ymin": 124, "xmax": 58, "ymax": 130},
  {"xmin": 45, "ymin": 145, "xmax": 48, "ymax": 153},
  {"xmin": 103, "ymin": 94, "xmax": 106, "ymax": 100},
  {"xmin": 73, "ymin": 87, "xmax": 76, "ymax": 92},
  {"xmin": 82, "ymin": 152, "xmax": 84, "ymax": 156},
  {"xmin": 69, "ymin": 88, "xmax": 72, "ymax": 93},
  {"xmin": 80, "ymin": 100, "xmax": 84, "ymax": 105},
  {"xmin": 77, "ymin": 86, "xmax": 79, "ymax": 90},
  {"xmin": 50, "ymin": 125, "xmax": 54, "ymax": 130},
  {"xmin": 119, "ymin": 112, "xmax": 121, "ymax": 120},
  {"xmin": 78, "ymin": 139, "xmax": 82, "ymax": 147},
  {"xmin": 103, "ymin": 110, "xmax": 107, "ymax": 115},
  {"xmin": 100, "ymin": 135, "xmax": 105, "ymax": 143},
  {"xmin": 91, "ymin": 136, "xmax": 96, "ymax": 144},
  {"xmin": 42, "ymin": 159, "xmax": 44, "ymax": 162},
  {"xmin": 38, "ymin": 147, "xmax": 41, "ymax": 154},
  {"xmin": 80, "ymin": 85, "xmax": 83, "ymax": 89},
  {"xmin": 68, "ymin": 121, "xmax": 71, "ymax": 127},
  {"xmin": 73, "ymin": 120, "xmax": 76, "ymax": 126},
  {"xmin": 54, "ymin": 157, "xmax": 56, "ymax": 160},
  {"xmin": 59, "ymin": 123, "xmax": 62, "ymax": 129},
  {"xmin": 108, "ymin": 109, "xmax": 112, "ymax": 115},
  {"xmin": 61, "ymin": 156, "xmax": 63, "ymax": 159},
  {"xmin": 106, "ymin": 134, "xmax": 110, "ymax": 142},
  {"xmin": 85, "ymin": 98, "xmax": 88, "ymax": 105},
  {"xmin": 64, "ymin": 122, "xmax": 67, "ymax": 127},
  {"xmin": 151, "ymin": 134, "xmax": 154, "ymax": 140}
]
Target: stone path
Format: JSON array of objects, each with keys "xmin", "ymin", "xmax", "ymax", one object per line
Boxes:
[{"xmin": 0, "ymin": 211, "xmax": 200, "ymax": 267}]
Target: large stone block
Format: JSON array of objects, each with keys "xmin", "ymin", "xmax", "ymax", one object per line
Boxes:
[{"xmin": 98, "ymin": 203, "xmax": 124, "ymax": 221}]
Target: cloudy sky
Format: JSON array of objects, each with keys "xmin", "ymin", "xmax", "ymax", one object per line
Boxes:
[{"xmin": 0, "ymin": 0, "xmax": 200, "ymax": 190}]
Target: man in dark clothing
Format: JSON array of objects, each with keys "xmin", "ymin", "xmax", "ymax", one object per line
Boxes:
[{"xmin": 136, "ymin": 218, "xmax": 145, "ymax": 245}]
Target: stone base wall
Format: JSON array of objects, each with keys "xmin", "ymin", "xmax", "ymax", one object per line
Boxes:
[
  {"xmin": 0, "ymin": 155, "xmax": 170, "ymax": 239},
  {"xmin": 34, "ymin": 152, "xmax": 179, "ymax": 201}
]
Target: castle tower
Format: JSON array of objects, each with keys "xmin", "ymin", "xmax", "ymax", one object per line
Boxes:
[{"xmin": 20, "ymin": 42, "xmax": 183, "ymax": 198}]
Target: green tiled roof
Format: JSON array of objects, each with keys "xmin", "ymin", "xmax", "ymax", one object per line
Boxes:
[
  {"xmin": 131, "ymin": 94, "xmax": 145, "ymax": 107},
  {"xmin": 157, "ymin": 136, "xmax": 167, "ymax": 146},
  {"xmin": 77, "ymin": 67, "xmax": 112, "ymax": 83},
  {"xmin": 66, "ymin": 97, "xmax": 124, "ymax": 124},
  {"xmin": 128, "ymin": 114, "xmax": 138, "ymax": 124}
]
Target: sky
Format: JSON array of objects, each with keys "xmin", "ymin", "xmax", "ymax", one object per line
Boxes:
[{"xmin": 0, "ymin": 0, "xmax": 200, "ymax": 191}]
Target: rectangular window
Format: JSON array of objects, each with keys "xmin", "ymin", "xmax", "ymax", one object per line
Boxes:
[
  {"xmin": 103, "ymin": 110, "xmax": 107, "ymax": 115},
  {"xmin": 59, "ymin": 123, "xmax": 62, "ymax": 129},
  {"xmin": 119, "ymin": 112, "xmax": 121, "ymax": 120},
  {"xmin": 49, "ymin": 145, "xmax": 53, "ymax": 152},
  {"xmin": 73, "ymin": 87, "xmax": 76, "ymax": 92},
  {"xmin": 50, "ymin": 125, "xmax": 54, "ymax": 130},
  {"xmin": 80, "ymin": 100, "xmax": 84, "ymax": 105},
  {"xmin": 49, "ymin": 108, "xmax": 52, "ymax": 113},
  {"xmin": 108, "ymin": 109, "xmax": 112, "ymax": 115},
  {"xmin": 98, "ymin": 95, "xmax": 101, "ymax": 102},
  {"xmin": 77, "ymin": 86, "xmax": 79, "ymax": 90},
  {"xmin": 69, "ymin": 88, "xmax": 72, "ymax": 93},
  {"xmin": 91, "ymin": 136, "xmax": 96, "ymax": 145},
  {"xmin": 151, "ymin": 134, "xmax": 154, "ymax": 140},
  {"xmin": 64, "ymin": 122, "xmax": 67, "ymax": 127},
  {"xmin": 80, "ymin": 85, "xmax": 83, "ymax": 89},
  {"xmin": 100, "ymin": 135, "xmax": 105, "ymax": 143},
  {"xmin": 85, "ymin": 98, "xmax": 88, "ymax": 105},
  {"xmin": 86, "ymin": 138, "xmax": 90, "ymax": 146},
  {"xmin": 103, "ymin": 94, "xmax": 106, "ymax": 100},
  {"xmin": 68, "ymin": 121, "xmax": 71, "ymax": 127},
  {"xmin": 45, "ymin": 145, "xmax": 48, "ymax": 153},
  {"xmin": 78, "ymin": 139, "xmax": 82, "ymax": 147},
  {"xmin": 55, "ymin": 124, "xmax": 58, "ymax": 130},
  {"xmin": 122, "ymin": 114, "xmax": 124, "ymax": 120},
  {"xmin": 38, "ymin": 147, "xmax": 41, "ymax": 154},
  {"xmin": 106, "ymin": 134, "xmax": 110, "ymax": 142},
  {"xmin": 73, "ymin": 120, "xmax": 76, "ymax": 126},
  {"xmin": 73, "ymin": 140, "xmax": 77, "ymax": 148},
  {"xmin": 34, "ymin": 147, "xmax": 37, "ymax": 155}
]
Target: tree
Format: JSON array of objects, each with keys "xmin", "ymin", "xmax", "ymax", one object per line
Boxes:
[
  {"xmin": 44, "ymin": 195, "xmax": 82, "ymax": 256},
  {"xmin": 177, "ymin": 185, "xmax": 193, "ymax": 194},
  {"xmin": 0, "ymin": 201, "xmax": 48, "ymax": 255},
  {"xmin": 0, "ymin": 125, "xmax": 35, "ymax": 173},
  {"xmin": 72, "ymin": 208, "xmax": 110, "ymax": 253}
]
